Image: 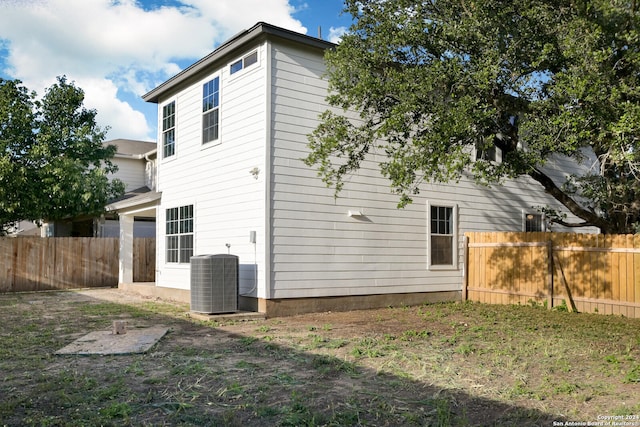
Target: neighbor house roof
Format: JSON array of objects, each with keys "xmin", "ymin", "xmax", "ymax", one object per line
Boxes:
[
  {"xmin": 142, "ymin": 22, "xmax": 335, "ymax": 104},
  {"xmin": 106, "ymin": 189, "xmax": 162, "ymax": 213},
  {"xmin": 105, "ymin": 139, "xmax": 157, "ymax": 158}
]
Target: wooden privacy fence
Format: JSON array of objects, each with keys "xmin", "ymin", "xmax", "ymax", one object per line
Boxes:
[
  {"xmin": 465, "ymin": 232, "xmax": 640, "ymax": 318},
  {"xmin": 0, "ymin": 237, "xmax": 156, "ymax": 293},
  {"xmin": 133, "ymin": 238, "xmax": 156, "ymax": 283}
]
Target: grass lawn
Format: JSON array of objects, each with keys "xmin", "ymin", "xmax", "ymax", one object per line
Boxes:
[{"xmin": 0, "ymin": 289, "xmax": 639, "ymax": 426}]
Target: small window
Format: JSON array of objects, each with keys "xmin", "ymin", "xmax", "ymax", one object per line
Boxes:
[
  {"xmin": 244, "ymin": 51, "xmax": 258, "ymax": 67},
  {"xmin": 524, "ymin": 212, "xmax": 545, "ymax": 232},
  {"xmin": 230, "ymin": 51, "xmax": 258, "ymax": 75},
  {"xmin": 478, "ymin": 145, "xmax": 497, "ymax": 162},
  {"xmin": 202, "ymin": 77, "xmax": 220, "ymax": 144},
  {"xmin": 230, "ymin": 59, "xmax": 243, "ymax": 74},
  {"xmin": 166, "ymin": 205, "xmax": 193, "ymax": 263},
  {"xmin": 162, "ymin": 101, "xmax": 175, "ymax": 158},
  {"xmin": 475, "ymin": 140, "xmax": 501, "ymax": 163},
  {"xmin": 429, "ymin": 204, "xmax": 457, "ymax": 268}
]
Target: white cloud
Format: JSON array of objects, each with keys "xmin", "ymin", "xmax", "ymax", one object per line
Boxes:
[
  {"xmin": 81, "ymin": 77, "xmax": 154, "ymax": 140},
  {"xmin": 184, "ymin": 0, "xmax": 306, "ymax": 35},
  {"xmin": 0, "ymin": 0, "xmax": 307, "ymax": 140},
  {"xmin": 328, "ymin": 26, "xmax": 347, "ymax": 44}
]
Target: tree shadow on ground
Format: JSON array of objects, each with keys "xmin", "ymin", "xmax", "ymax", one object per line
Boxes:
[{"xmin": 0, "ymin": 290, "xmax": 568, "ymax": 426}]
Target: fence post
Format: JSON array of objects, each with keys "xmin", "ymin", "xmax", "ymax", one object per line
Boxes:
[
  {"xmin": 547, "ymin": 240, "xmax": 554, "ymax": 310},
  {"xmin": 463, "ymin": 235, "xmax": 469, "ymax": 302}
]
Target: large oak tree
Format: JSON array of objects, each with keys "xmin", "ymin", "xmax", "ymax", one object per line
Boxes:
[
  {"xmin": 306, "ymin": 0, "xmax": 640, "ymax": 234},
  {"xmin": 0, "ymin": 77, "xmax": 124, "ymax": 233}
]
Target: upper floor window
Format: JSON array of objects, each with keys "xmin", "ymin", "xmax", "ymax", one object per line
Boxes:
[
  {"xmin": 478, "ymin": 144, "xmax": 497, "ymax": 162},
  {"xmin": 475, "ymin": 141, "xmax": 501, "ymax": 163},
  {"xmin": 162, "ymin": 101, "xmax": 175, "ymax": 158},
  {"xmin": 428, "ymin": 203, "xmax": 458, "ymax": 268},
  {"xmin": 203, "ymin": 77, "xmax": 220, "ymax": 144},
  {"xmin": 230, "ymin": 51, "xmax": 258, "ymax": 75}
]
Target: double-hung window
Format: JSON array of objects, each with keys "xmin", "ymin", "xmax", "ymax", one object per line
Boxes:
[
  {"xmin": 202, "ymin": 77, "xmax": 220, "ymax": 144},
  {"xmin": 166, "ymin": 205, "xmax": 193, "ymax": 264},
  {"xmin": 428, "ymin": 204, "xmax": 457, "ymax": 268},
  {"xmin": 162, "ymin": 101, "xmax": 176, "ymax": 158},
  {"xmin": 230, "ymin": 51, "xmax": 258, "ymax": 75}
]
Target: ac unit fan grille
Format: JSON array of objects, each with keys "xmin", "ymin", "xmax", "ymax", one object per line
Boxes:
[{"xmin": 190, "ymin": 254, "xmax": 239, "ymax": 314}]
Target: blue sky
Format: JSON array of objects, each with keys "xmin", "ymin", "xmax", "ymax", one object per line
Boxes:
[{"xmin": 0, "ymin": 0, "xmax": 352, "ymax": 141}]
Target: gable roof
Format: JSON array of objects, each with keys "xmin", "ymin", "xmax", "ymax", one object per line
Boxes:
[
  {"xmin": 142, "ymin": 22, "xmax": 335, "ymax": 104},
  {"xmin": 104, "ymin": 139, "xmax": 157, "ymax": 158},
  {"xmin": 106, "ymin": 188, "xmax": 162, "ymax": 213}
]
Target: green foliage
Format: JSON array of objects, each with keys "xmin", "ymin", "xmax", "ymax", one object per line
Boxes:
[
  {"xmin": 99, "ymin": 402, "xmax": 132, "ymax": 419},
  {"xmin": 306, "ymin": 0, "xmax": 640, "ymax": 233},
  {"xmin": 0, "ymin": 77, "xmax": 123, "ymax": 233},
  {"xmin": 624, "ymin": 365, "xmax": 640, "ymax": 383}
]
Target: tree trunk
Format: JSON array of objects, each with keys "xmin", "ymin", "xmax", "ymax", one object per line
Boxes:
[{"xmin": 527, "ymin": 168, "xmax": 613, "ymax": 233}]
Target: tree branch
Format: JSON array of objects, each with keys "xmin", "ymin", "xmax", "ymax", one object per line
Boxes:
[
  {"xmin": 528, "ymin": 167, "xmax": 609, "ymax": 233},
  {"xmin": 551, "ymin": 218, "xmax": 595, "ymax": 229}
]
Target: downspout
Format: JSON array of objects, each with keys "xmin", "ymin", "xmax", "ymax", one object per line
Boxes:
[{"xmin": 144, "ymin": 149, "xmax": 158, "ymax": 191}]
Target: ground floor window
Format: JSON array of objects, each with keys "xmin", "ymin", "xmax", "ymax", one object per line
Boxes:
[
  {"xmin": 428, "ymin": 203, "xmax": 457, "ymax": 268},
  {"xmin": 524, "ymin": 212, "xmax": 545, "ymax": 232},
  {"xmin": 166, "ymin": 205, "xmax": 193, "ymax": 263}
]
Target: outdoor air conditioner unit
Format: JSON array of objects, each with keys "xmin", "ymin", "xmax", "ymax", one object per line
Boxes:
[{"xmin": 190, "ymin": 254, "xmax": 239, "ymax": 314}]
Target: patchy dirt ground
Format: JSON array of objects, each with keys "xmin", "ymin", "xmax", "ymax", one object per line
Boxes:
[{"xmin": 1, "ymin": 288, "xmax": 639, "ymax": 426}]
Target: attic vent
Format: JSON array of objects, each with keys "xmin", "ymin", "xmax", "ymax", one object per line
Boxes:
[{"xmin": 190, "ymin": 254, "xmax": 239, "ymax": 314}]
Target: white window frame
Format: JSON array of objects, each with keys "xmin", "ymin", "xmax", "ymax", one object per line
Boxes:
[
  {"xmin": 229, "ymin": 50, "xmax": 258, "ymax": 76},
  {"xmin": 473, "ymin": 140, "xmax": 502, "ymax": 163},
  {"xmin": 427, "ymin": 202, "xmax": 458, "ymax": 270},
  {"xmin": 522, "ymin": 211, "xmax": 546, "ymax": 232},
  {"xmin": 162, "ymin": 100, "xmax": 176, "ymax": 159},
  {"xmin": 202, "ymin": 76, "xmax": 221, "ymax": 146},
  {"xmin": 165, "ymin": 204, "xmax": 194, "ymax": 264}
]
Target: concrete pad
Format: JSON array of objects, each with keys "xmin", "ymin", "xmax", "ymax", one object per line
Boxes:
[
  {"xmin": 56, "ymin": 326, "xmax": 169, "ymax": 356},
  {"xmin": 187, "ymin": 311, "xmax": 266, "ymax": 322}
]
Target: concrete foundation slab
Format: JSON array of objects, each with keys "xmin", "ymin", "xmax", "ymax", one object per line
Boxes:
[
  {"xmin": 56, "ymin": 326, "xmax": 169, "ymax": 356},
  {"xmin": 187, "ymin": 311, "xmax": 266, "ymax": 322}
]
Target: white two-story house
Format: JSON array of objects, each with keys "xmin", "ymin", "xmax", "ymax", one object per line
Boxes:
[{"xmin": 114, "ymin": 22, "xmax": 591, "ymax": 316}]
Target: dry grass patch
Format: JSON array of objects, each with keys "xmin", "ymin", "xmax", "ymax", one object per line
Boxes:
[{"xmin": 0, "ymin": 289, "xmax": 639, "ymax": 426}]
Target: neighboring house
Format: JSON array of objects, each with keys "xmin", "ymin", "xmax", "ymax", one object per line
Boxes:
[
  {"xmin": 113, "ymin": 22, "xmax": 593, "ymax": 316},
  {"xmin": 43, "ymin": 138, "xmax": 158, "ymax": 237},
  {"xmin": 4, "ymin": 221, "xmax": 41, "ymax": 237}
]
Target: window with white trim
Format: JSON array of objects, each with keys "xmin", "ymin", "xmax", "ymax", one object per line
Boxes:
[
  {"xmin": 162, "ymin": 101, "xmax": 175, "ymax": 158},
  {"xmin": 475, "ymin": 141, "xmax": 501, "ymax": 162},
  {"xmin": 524, "ymin": 212, "xmax": 545, "ymax": 232},
  {"xmin": 230, "ymin": 51, "xmax": 258, "ymax": 75},
  {"xmin": 166, "ymin": 205, "xmax": 193, "ymax": 263},
  {"xmin": 202, "ymin": 77, "xmax": 220, "ymax": 144},
  {"xmin": 428, "ymin": 204, "xmax": 457, "ymax": 267}
]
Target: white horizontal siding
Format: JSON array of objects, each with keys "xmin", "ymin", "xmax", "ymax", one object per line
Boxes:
[
  {"xmin": 270, "ymin": 42, "xmax": 446, "ymax": 299},
  {"xmin": 152, "ymin": 35, "xmax": 595, "ymax": 302},
  {"xmin": 155, "ymin": 43, "xmax": 268, "ymax": 296},
  {"xmin": 269, "ymin": 41, "xmax": 593, "ymax": 300},
  {"xmin": 110, "ymin": 157, "xmax": 146, "ymax": 191}
]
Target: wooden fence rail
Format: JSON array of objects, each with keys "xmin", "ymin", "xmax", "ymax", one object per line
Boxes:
[
  {"xmin": 465, "ymin": 232, "xmax": 640, "ymax": 318},
  {"xmin": 0, "ymin": 237, "xmax": 155, "ymax": 293}
]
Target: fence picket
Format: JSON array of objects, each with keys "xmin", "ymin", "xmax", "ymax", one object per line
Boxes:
[
  {"xmin": 465, "ymin": 232, "xmax": 640, "ymax": 319},
  {"xmin": 0, "ymin": 237, "xmax": 154, "ymax": 292},
  {"xmin": 635, "ymin": 235, "xmax": 640, "ymax": 318}
]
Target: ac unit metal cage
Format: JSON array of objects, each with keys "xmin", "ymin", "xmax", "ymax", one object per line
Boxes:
[{"xmin": 190, "ymin": 254, "xmax": 239, "ymax": 314}]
